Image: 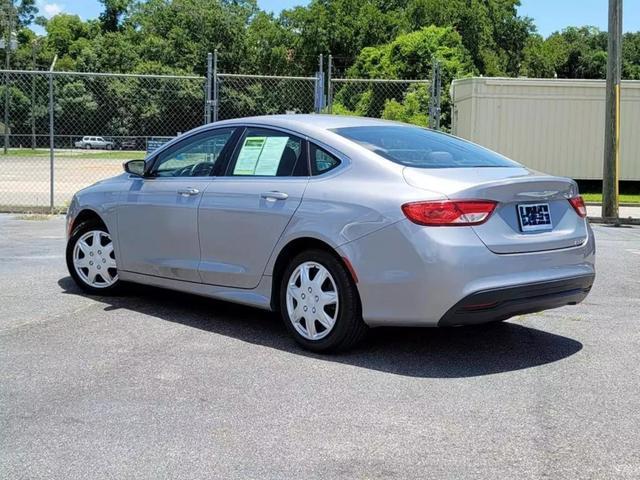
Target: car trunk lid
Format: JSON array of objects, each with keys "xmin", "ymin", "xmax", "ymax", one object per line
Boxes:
[{"xmin": 403, "ymin": 167, "xmax": 588, "ymax": 254}]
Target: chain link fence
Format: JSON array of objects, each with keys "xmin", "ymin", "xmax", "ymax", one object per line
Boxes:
[
  {"xmin": 0, "ymin": 70, "xmax": 205, "ymax": 212},
  {"xmin": 328, "ymin": 78, "xmax": 431, "ymax": 125},
  {"xmin": 215, "ymin": 73, "xmax": 318, "ymax": 120},
  {"xmin": 207, "ymin": 51, "xmax": 437, "ymax": 126},
  {"xmin": 0, "ymin": 54, "xmax": 440, "ymax": 212}
]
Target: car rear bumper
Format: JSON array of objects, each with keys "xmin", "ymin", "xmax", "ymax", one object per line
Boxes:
[
  {"xmin": 338, "ymin": 219, "xmax": 596, "ymax": 327},
  {"xmin": 438, "ymin": 274, "xmax": 595, "ymax": 326}
]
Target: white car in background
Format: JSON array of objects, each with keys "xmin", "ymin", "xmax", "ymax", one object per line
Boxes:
[{"xmin": 74, "ymin": 136, "xmax": 113, "ymax": 150}]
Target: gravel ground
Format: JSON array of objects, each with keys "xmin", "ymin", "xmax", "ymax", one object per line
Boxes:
[{"xmin": 1, "ymin": 214, "xmax": 639, "ymax": 479}]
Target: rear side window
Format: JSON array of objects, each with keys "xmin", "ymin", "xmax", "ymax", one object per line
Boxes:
[
  {"xmin": 310, "ymin": 144, "xmax": 341, "ymax": 175},
  {"xmin": 332, "ymin": 126, "xmax": 519, "ymax": 169},
  {"xmin": 227, "ymin": 128, "xmax": 308, "ymax": 177}
]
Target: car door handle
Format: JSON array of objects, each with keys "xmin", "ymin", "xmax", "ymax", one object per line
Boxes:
[
  {"xmin": 177, "ymin": 188, "xmax": 200, "ymax": 197},
  {"xmin": 260, "ymin": 191, "xmax": 289, "ymax": 201}
]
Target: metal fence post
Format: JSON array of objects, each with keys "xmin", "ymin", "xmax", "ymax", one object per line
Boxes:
[
  {"xmin": 205, "ymin": 52, "xmax": 212, "ymax": 124},
  {"xmin": 212, "ymin": 49, "xmax": 218, "ymax": 122},
  {"xmin": 315, "ymin": 54, "xmax": 325, "ymax": 113},
  {"xmin": 327, "ymin": 54, "xmax": 333, "ymax": 114},
  {"xmin": 2, "ymin": 0, "xmax": 13, "ymax": 155},
  {"xmin": 3, "ymin": 70, "xmax": 9, "ymax": 154},
  {"xmin": 429, "ymin": 58, "xmax": 442, "ymax": 130},
  {"xmin": 48, "ymin": 56, "xmax": 57, "ymax": 212},
  {"xmin": 31, "ymin": 42, "xmax": 36, "ymax": 149},
  {"xmin": 31, "ymin": 71, "xmax": 36, "ymax": 149}
]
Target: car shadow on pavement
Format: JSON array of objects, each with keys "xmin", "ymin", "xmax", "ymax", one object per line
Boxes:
[{"xmin": 58, "ymin": 277, "xmax": 583, "ymax": 379}]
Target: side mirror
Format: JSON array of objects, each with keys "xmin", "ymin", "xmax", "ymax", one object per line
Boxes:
[{"xmin": 123, "ymin": 159, "xmax": 146, "ymax": 177}]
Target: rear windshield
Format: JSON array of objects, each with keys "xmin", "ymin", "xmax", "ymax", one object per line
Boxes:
[{"xmin": 332, "ymin": 126, "xmax": 519, "ymax": 169}]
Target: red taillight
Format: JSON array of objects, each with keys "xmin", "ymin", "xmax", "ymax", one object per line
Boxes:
[
  {"xmin": 568, "ymin": 195, "xmax": 587, "ymax": 218},
  {"xmin": 401, "ymin": 200, "xmax": 497, "ymax": 226}
]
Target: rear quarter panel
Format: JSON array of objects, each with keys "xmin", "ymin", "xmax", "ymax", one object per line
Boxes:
[{"xmin": 263, "ymin": 149, "xmax": 446, "ymax": 276}]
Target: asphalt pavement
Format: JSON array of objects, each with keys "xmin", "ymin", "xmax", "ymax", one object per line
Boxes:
[{"xmin": 1, "ymin": 214, "xmax": 639, "ymax": 479}]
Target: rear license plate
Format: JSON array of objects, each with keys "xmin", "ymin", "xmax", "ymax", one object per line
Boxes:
[{"xmin": 517, "ymin": 203, "xmax": 552, "ymax": 232}]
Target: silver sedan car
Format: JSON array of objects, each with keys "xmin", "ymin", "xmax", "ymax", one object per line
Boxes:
[{"xmin": 65, "ymin": 115, "xmax": 595, "ymax": 352}]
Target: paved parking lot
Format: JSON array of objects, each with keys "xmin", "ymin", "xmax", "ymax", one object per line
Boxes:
[{"xmin": 1, "ymin": 214, "xmax": 639, "ymax": 479}]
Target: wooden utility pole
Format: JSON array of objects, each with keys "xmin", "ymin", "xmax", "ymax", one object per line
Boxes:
[{"xmin": 602, "ymin": 0, "xmax": 623, "ymax": 220}]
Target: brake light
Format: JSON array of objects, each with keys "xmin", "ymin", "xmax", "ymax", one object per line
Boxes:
[
  {"xmin": 401, "ymin": 200, "xmax": 497, "ymax": 226},
  {"xmin": 568, "ymin": 196, "xmax": 587, "ymax": 218}
]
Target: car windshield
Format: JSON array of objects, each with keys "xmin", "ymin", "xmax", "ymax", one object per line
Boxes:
[{"xmin": 332, "ymin": 126, "xmax": 520, "ymax": 169}]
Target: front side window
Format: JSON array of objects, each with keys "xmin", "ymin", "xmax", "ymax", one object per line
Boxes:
[
  {"xmin": 228, "ymin": 128, "xmax": 307, "ymax": 177},
  {"xmin": 154, "ymin": 128, "xmax": 234, "ymax": 177},
  {"xmin": 332, "ymin": 126, "xmax": 520, "ymax": 169}
]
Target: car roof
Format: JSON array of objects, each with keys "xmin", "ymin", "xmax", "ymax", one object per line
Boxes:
[{"xmin": 209, "ymin": 114, "xmax": 406, "ymax": 138}]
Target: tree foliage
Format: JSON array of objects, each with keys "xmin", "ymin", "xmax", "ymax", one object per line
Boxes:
[
  {"xmin": 0, "ymin": 0, "xmax": 38, "ymax": 29},
  {"xmin": 333, "ymin": 26, "xmax": 474, "ymax": 127},
  {"xmin": 6, "ymin": 0, "xmax": 639, "ymax": 80},
  {"xmin": 522, "ymin": 27, "xmax": 607, "ymax": 79}
]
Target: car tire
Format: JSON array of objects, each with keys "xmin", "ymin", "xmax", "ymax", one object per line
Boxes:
[
  {"xmin": 106, "ymin": 144, "xmax": 112, "ymax": 150},
  {"xmin": 279, "ymin": 249, "xmax": 367, "ymax": 352},
  {"xmin": 85, "ymin": 144, "xmax": 91, "ymax": 150},
  {"xmin": 66, "ymin": 220, "xmax": 121, "ymax": 295}
]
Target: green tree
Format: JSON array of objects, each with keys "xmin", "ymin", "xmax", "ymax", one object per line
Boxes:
[
  {"xmin": 55, "ymin": 80, "xmax": 99, "ymax": 135},
  {"xmin": 381, "ymin": 84, "xmax": 430, "ymax": 126},
  {"xmin": 335, "ymin": 26, "xmax": 475, "ymax": 127},
  {"xmin": 525, "ymin": 27, "xmax": 608, "ymax": 79},
  {"xmin": 42, "ymin": 14, "xmax": 98, "ymax": 62},
  {"xmin": 99, "ymin": 0, "xmax": 133, "ymax": 32},
  {"xmin": 281, "ymin": 0, "xmax": 406, "ymax": 74},
  {"xmin": 243, "ymin": 11, "xmax": 300, "ymax": 75},
  {"xmin": 129, "ymin": 0, "xmax": 257, "ymax": 75},
  {"xmin": 0, "ymin": 0, "xmax": 38, "ymax": 29},
  {"xmin": 403, "ymin": 0, "xmax": 534, "ymax": 76},
  {"xmin": 623, "ymin": 32, "xmax": 640, "ymax": 80}
]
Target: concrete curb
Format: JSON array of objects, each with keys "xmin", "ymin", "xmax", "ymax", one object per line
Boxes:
[
  {"xmin": 588, "ymin": 216, "xmax": 640, "ymax": 226},
  {"xmin": 0, "ymin": 206, "xmax": 63, "ymax": 215},
  {"xmin": 586, "ymin": 202, "xmax": 640, "ymax": 207}
]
